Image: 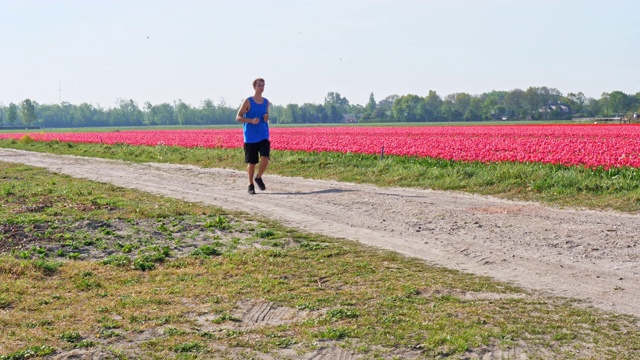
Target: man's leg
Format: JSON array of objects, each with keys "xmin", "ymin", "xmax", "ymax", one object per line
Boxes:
[
  {"xmin": 254, "ymin": 157, "xmax": 269, "ymax": 191},
  {"xmin": 247, "ymin": 163, "xmax": 256, "ymax": 185},
  {"xmin": 256, "ymin": 156, "xmax": 269, "ymax": 178},
  {"xmin": 245, "ymin": 142, "xmax": 258, "ymax": 187},
  {"xmin": 246, "ymin": 163, "xmax": 256, "ymax": 194},
  {"xmin": 254, "ymin": 140, "xmax": 270, "ymax": 191}
]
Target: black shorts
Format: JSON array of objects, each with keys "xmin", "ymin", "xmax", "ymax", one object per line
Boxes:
[{"xmin": 244, "ymin": 139, "xmax": 270, "ymax": 164}]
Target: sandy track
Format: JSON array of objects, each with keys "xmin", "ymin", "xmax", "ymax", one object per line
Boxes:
[{"xmin": 2, "ymin": 148, "xmax": 639, "ymax": 317}]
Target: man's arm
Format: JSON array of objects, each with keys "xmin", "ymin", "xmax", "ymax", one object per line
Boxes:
[{"xmin": 236, "ymin": 99, "xmax": 259, "ymax": 124}]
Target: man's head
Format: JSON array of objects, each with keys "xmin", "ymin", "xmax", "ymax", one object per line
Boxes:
[{"xmin": 253, "ymin": 78, "xmax": 265, "ymax": 90}]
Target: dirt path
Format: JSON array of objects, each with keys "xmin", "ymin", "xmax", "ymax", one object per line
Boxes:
[{"xmin": 2, "ymin": 148, "xmax": 639, "ymax": 318}]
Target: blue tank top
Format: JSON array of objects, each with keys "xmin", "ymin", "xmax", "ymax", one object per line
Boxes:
[{"xmin": 243, "ymin": 97, "xmax": 269, "ymax": 143}]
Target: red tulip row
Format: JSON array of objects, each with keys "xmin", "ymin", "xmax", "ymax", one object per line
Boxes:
[{"xmin": 2, "ymin": 124, "xmax": 640, "ymax": 169}]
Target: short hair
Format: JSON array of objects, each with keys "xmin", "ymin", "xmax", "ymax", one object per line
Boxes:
[{"xmin": 252, "ymin": 78, "xmax": 265, "ymax": 87}]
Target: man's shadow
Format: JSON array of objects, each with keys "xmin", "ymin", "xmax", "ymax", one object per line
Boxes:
[{"xmin": 263, "ymin": 188, "xmax": 355, "ymax": 196}]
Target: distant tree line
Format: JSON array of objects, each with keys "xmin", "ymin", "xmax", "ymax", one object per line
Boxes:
[
  {"xmin": 0, "ymin": 98, "xmax": 238, "ymax": 128},
  {"xmin": 1, "ymin": 87, "xmax": 639, "ymax": 128}
]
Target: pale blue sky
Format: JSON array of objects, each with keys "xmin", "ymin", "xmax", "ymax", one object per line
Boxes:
[{"xmin": 1, "ymin": 0, "xmax": 638, "ymax": 108}]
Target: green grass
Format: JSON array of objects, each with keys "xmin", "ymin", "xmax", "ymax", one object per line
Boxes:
[
  {"xmin": 1, "ymin": 137, "xmax": 640, "ymax": 212},
  {"xmin": 1, "ymin": 162, "xmax": 640, "ymax": 359}
]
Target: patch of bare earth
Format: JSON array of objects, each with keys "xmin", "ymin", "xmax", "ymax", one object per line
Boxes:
[
  {"xmin": 196, "ymin": 299, "xmax": 313, "ymax": 331},
  {"xmin": 48, "ymin": 298, "xmax": 426, "ymax": 359}
]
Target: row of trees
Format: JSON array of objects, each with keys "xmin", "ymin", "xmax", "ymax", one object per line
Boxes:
[
  {"xmin": 2, "ymin": 87, "xmax": 639, "ymax": 128},
  {"xmin": 0, "ymin": 99, "xmax": 238, "ymax": 128},
  {"xmin": 379, "ymin": 89, "xmax": 640, "ymax": 123}
]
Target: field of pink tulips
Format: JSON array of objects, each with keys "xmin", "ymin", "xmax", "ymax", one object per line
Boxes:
[{"xmin": 2, "ymin": 124, "xmax": 640, "ymax": 169}]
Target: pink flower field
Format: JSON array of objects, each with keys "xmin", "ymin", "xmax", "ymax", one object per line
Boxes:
[{"xmin": 2, "ymin": 124, "xmax": 640, "ymax": 169}]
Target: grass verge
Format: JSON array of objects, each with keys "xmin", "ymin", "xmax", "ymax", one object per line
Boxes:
[{"xmin": 1, "ymin": 161, "xmax": 640, "ymax": 359}]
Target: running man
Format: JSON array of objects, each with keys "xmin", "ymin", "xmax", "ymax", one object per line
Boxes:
[{"xmin": 236, "ymin": 78, "xmax": 270, "ymax": 194}]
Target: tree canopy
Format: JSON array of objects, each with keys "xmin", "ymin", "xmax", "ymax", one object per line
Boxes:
[{"xmin": 2, "ymin": 87, "xmax": 639, "ymax": 128}]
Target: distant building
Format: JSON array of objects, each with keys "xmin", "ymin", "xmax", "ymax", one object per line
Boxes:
[
  {"xmin": 343, "ymin": 114, "xmax": 357, "ymax": 123},
  {"xmin": 489, "ymin": 113, "xmax": 507, "ymax": 121},
  {"xmin": 539, "ymin": 102, "xmax": 572, "ymax": 114},
  {"xmin": 539, "ymin": 102, "xmax": 572, "ymax": 119}
]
